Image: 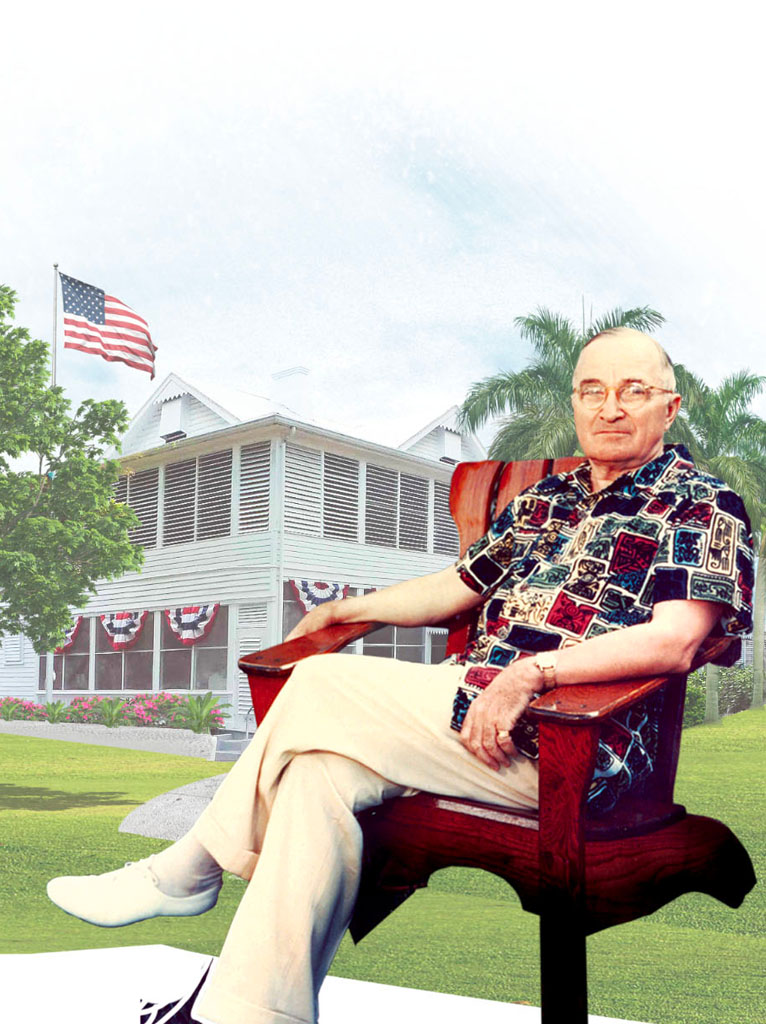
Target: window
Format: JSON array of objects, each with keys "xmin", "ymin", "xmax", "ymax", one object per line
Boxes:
[
  {"xmin": 364, "ymin": 465, "xmax": 431, "ymax": 551},
  {"xmin": 282, "ymin": 582, "xmax": 306, "ymax": 641},
  {"xmin": 38, "ymin": 619, "xmax": 91, "ymax": 691},
  {"xmin": 434, "ymin": 480, "xmax": 460, "ymax": 556},
  {"xmin": 95, "ymin": 614, "xmax": 153, "ymax": 691},
  {"xmin": 114, "ymin": 468, "xmax": 159, "ymax": 548},
  {"xmin": 364, "ymin": 465, "xmax": 397, "ymax": 546},
  {"xmin": 324, "ymin": 453, "xmax": 358, "ymax": 540},
  {"xmin": 160, "ymin": 606, "xmax": 229, "ymax": 691},
  {"xmin": 197, "ymin": 450, "xmax": 232, "ymax": 540},
  {"xmin": 284, "ymin": 444, "xmax": 321, "ymax": 535},
  {"xmin": 284, "ymin": 444, "xmax": 360, "ymax": 541},
  {"xmin": 362, "ymin": 625, "xmax": 426, "ymax": 663},
  {"xmin": 399, "ymin": 474, "xmax": 428, "ymax": 551},
  {"xmin": 163, "ymin": 460, "xmax": 196, "ymax": 545},
  {"xmin": 240, "ymin": 442, "xmax": 271, "ymax": 532},
  {"xmin": 163, "ymin": 450, "xmax": 233, "ymax": 545}
]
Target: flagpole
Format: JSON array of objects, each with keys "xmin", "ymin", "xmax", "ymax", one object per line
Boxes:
[
  {"xmin": 51, "ymin": 263, "xmax": 58, "ymax": 387},
  {"xmin": 45, "ymin": 263, "xmax": 59, "ymax": 703}
]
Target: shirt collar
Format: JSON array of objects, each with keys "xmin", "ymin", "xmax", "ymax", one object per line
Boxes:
[{"xmin": 568, "ymin": 443, "xmax": 694, "ymax": 500}]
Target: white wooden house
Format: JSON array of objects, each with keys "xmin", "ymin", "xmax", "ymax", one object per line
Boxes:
[{"xmin": 0, "ymin": 373, "xmax": 484, "ymax": 730}]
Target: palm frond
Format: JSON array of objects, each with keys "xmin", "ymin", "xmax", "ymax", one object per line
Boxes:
[{"xmin": 587, "ymin": 306, "xmax": 666, "ymax": 338}]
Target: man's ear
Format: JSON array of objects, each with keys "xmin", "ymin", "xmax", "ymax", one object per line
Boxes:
[{"xmin": 665, "ymin": 393, "xmax": 682, "ymax": 428}]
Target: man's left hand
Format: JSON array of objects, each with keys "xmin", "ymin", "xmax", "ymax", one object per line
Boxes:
[{"xmin": 459, "ymin": 658, "xmax": 543, "ymax": 770}]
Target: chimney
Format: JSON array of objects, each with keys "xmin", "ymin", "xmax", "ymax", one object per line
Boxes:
[{"xmin": 271, "ymin": 366, "xmax": 313, "ymax": 421}]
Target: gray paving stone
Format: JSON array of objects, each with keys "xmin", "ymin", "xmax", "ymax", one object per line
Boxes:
[{"xmin": 119, "ymin": 775, "xmax": 227, "ymax": 840}]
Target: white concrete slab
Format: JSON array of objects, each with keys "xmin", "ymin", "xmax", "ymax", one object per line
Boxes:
[{"xmin": 0, "ymin": 945, "xmax": 651, "ymax": 1024}]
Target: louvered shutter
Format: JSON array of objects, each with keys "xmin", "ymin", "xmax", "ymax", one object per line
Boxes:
[
  {"xmin": 399, "ymin": 474, "xmax": 428, "ymax": 551},
  {"xmin": 128, "ymin": 467, "xmax": 159, "ymax": 547},
  {"xmin": 365, "ymin": 465, "xmax": 398, "ymax": 547},
  {"xmin": 2, "ymin": 635, "xmax": 23, "ymax": 665},
  {"xmin": 284, "ymin": 444, "xmax": 321, "ymax": 535},
  {"xmin": 113, "ymin": 476, "xmax": 128, "ymax": 505},
  {"xmin": 163, "ymin": 459, "xmax": 196, "ymax": 545},
  {"xmin": 433, "ymin": 480, "xmax": 459, "ymax": 555},
  {"xmin": 237, "ymin": 604, "xmax": 268, "ymax": 714},
  {"xmin": 323, "ymin": 453, "xmax": 359, "ymax": 541},
  {"xmin": 197, "ymin": 450, "xmax": 232, "ymax": 540},
  {"xmin": 240, "ymin": 442, "xmax": 270, "ymax": 532}
]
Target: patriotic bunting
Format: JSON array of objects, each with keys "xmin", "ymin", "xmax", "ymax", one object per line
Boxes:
[
  {"xmin": 100, "ymin": 610, "xmax": 148, "ymax": 650},
  {"xmin": 289, "ymin": 580, "xmax": 349, "ymax": 613},
  {"xmin": 165, "ymin": 605, "xmax": 219, "ymax": 646},
  {"xmin": 54, "ymin": 616, "xmax": 83, "ymax": 654}
]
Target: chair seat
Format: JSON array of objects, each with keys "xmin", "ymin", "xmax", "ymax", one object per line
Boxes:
[{"xmin": 350, "ymin": 791, "xmax": 755, "ymax": 942}]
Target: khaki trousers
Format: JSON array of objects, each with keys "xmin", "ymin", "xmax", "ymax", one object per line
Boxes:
[{"xmin": 192, "ymin": 654, "xmax": 539, "ymax": 1024}]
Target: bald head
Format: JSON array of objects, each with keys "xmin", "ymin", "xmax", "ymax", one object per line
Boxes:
[{"xmin": 575, "ymin": 327, "xmax": 676, "ymax": 390}]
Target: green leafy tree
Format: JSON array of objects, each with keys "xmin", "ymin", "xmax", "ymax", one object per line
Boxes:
[
  {"xmin": 678, "ymin": 369, "xmax": 766, "ymax": 716},
  {"xmin": 457, "ymin": 305, "xmax": 667, "ymax": 458},
  {"xmin": 0, "ymin": 285, "xmax": 142, "ymax": 652}
]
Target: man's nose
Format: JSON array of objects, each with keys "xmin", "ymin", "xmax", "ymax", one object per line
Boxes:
[{"xmin": 599, "ymin": 390, "xmax": 625, "ymax": 419}]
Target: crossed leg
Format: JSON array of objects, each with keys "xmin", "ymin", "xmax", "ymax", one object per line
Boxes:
[
  {"xmin": 190, "ymin": 654, "xmax": 538, "ymax": 1024},
  {"xmin": 48, "ymin": 654, "xmax": 539, "ymax": 1024}
]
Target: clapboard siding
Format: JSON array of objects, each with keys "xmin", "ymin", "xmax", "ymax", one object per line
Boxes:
[
  {"xmin": 80, "ymin": 534, "xmax": 278, "ymax": 613},
  {"xmin": 121, "ymin": 405, "xmax": 163, "ymax": 456},
  {"xmin": 405, "ymin": 433, "xmax": 442, "ymax": 461},
  {"xmin": 283, "ymin": 534, "xmax": 452, "ymax": 587}
]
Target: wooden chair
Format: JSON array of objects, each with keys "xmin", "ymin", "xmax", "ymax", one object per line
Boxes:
[{"xmin": 238, "ymin": 458, "xmax": 756, "ymax": 1024}]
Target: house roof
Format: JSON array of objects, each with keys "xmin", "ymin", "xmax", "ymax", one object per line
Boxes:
[{"xmin": 118, "ymin": 373, "xmax": 485, "ymax": 465}]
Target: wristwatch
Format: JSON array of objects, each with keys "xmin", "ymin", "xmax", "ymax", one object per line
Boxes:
[{"xmin": 533, "ymin": 652, "xmax": 558, "ymax": 691}]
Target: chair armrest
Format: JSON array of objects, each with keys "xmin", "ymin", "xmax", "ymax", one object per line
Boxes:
[
  {"xmin": 238, "ymin": 621, "xmax": 383, "ymax": 675},
  {"xmin": 527, "ymin": 635, "xmax": 732, "ymax": 725}
]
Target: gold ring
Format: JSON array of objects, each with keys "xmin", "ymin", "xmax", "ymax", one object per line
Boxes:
[{"xmin": 496, "ymin": 730, "xmax": 510, "ymax": 740}]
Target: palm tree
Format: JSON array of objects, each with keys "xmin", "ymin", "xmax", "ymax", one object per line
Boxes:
[
  {"xmin": 457, "ymin": 305, "xmax": 666, "ymax": 458},
  {"xmin": 678, "ymin": 370, "xmax": 766, "ymax": 717}
]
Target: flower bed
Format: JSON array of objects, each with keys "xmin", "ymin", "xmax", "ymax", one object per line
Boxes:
[{"xmin": 0, "ymin": 692, "xmax": 230, "ymax": 734}]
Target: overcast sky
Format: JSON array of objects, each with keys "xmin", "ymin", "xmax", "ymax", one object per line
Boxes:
[{"xmin": 3, "ymin": 1, "xmax": 764, "ymax": 449}]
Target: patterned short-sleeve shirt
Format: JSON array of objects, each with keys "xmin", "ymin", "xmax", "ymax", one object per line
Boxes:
[{"xmin": 450, "ymin": 444, "xmax": 754, "ymax": 814}]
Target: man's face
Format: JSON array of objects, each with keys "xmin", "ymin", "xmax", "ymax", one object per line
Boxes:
[{"xmin": 571, "ymin": 333, "xmax": 681, "ymax": 472}]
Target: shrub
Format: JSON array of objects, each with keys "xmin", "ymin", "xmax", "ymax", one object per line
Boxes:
[
  {"xmin": 684, "ymin": 665, "xmax": 754, "ymax": 727},
  {"xmin": 1, "ymin": 691, "xmax": 230, "ymax": 733},
  {"xmin": 683, "ymin": 672, "xmax": 707, "ymax": 728},
  {"xmin": 0, "ymin": 696, "xmax": 46, "ymax": 721}
]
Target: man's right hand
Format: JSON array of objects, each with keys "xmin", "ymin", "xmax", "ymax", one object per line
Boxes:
[{"xmin": 285, "ymin": 600, "xmax": 343, "ymax": 641}]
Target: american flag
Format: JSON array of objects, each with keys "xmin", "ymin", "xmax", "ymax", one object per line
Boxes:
[{"xmin": 60, "ymin": 273, "xmax": 157, "ymax": 378}]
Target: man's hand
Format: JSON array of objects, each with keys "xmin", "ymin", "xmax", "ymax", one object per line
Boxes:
[
  {"xmin": 285, "ymin": 601, "xmax": 342, "ymax": 642},
  {"xmin": 459, "ymin": 657, "xmax": 543, "ymax": 770}
]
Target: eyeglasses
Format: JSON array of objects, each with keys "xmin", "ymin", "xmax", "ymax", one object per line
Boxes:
[{"xmin": 572, "ymin": 382, "xmax": 676, "ymax": 409}]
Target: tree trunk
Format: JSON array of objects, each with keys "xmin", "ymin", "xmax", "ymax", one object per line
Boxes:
[
  {"xmin": 705, "ymin": 662, "xmax": 720, "ymax": 723},
  {"xmin": 751, "ymin": 532, "xmax": 766, "ymax": 709}
]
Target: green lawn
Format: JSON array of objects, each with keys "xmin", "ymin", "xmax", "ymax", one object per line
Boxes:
[{"xmin": 1, "ymin": 710, "xmax": 764, "ymax": 1024}]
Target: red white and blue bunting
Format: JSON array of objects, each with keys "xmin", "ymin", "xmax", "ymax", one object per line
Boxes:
[
  {"xmin": 100, "ymin": 610, "xmax": 148, "ymax": 650},
  {"xmin": 165, "ymin": 604, "xmax": 219, "ymax": 646},
  {"xmin": 54, "ymin": 616, "xmax": 83, "ymax": 654},
  {"xmin": 289, "ymin": 580, "xmax": 349, "ymax": 613}
]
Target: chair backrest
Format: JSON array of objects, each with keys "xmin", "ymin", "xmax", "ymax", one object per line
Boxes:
[{"xmin": 445, "ymin": 457, "xmax": 582, "ymax": 658}]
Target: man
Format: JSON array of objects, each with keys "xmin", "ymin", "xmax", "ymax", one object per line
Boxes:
[{"xmin": 47, "ymin": 328, "xmax": 753, "ymax": 1024}]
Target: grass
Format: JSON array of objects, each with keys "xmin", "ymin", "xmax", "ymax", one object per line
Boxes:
[{"xmin": 1, "ymin": 710, "xmax": 764, "ymax": 1023}]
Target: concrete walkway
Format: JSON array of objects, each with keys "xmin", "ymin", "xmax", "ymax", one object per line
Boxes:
[
  {"xmin": 0, "ymin": 945, "xmax": 651, "ymax": 1024},
  {"xmin": 0, "ymin": 719, "xmax": 219, "ymax": 758},
  {"xmin": 119, "ymin": 774, "xmax": 225, "ymax": 840}
]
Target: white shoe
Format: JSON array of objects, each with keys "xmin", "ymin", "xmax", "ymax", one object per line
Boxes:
[{"xmin": 46, "ymin": 857, "xmax": 222, "ymax": 928}]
